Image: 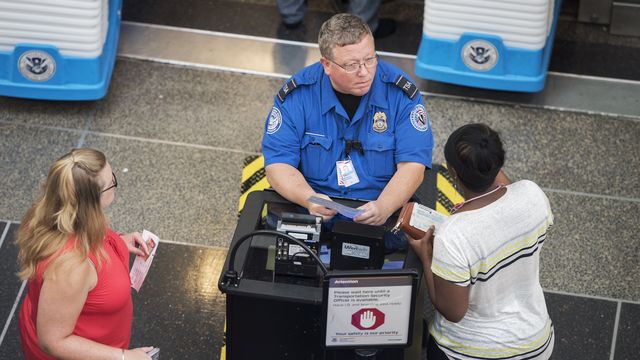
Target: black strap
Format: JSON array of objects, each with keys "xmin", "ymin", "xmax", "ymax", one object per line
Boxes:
[
  {"xmin": 345, "ymin": 140, "xmax": 364, "ymax": 157},
  {"xmin": 394, "ymin": 75, "xmax": 419, "ymax": 99},
  {"xmin": 277, "ymin": 79, "xmax": 298, "ymax": 102}
]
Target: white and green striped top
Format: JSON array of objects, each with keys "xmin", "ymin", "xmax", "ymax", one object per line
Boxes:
[{"xmin": 430, "ymin": 180, "xmax": 554, "ymax": 360}]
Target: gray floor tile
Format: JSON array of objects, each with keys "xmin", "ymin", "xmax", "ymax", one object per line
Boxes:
[
  {"xmin": 130, "ymin": 243, "xmax": 226, "ymax": 360},
  {"xmin": 0, "ymin": 307, "xmax": 24, "ymax": 360},
  {"xmin": 0, "ymin": 224, "xmax": 23, "ymax": 359},
  {"xmin": 0, "ymin": 223, "xmax": 23, "ymax": 360},
  {"xmin": 540, "ymin": 192, "xmax": 640, "ymax": 302},
  {"xmin": 0, "ymin": 96, "xmax": 97, "ymax": 130},
  {"xmin": 614, "ymin": 302, "xmax": 640, "ymax": 360},
  {"xmin": 0, "ymin": 124, "xmax": 81, "ymax": 221},
  {"xmin": 84, "ymin": 134, "xmax": 246, "ymax": 247},
  {"xmin": 544, "ymin": 292, "xmax": 617, "ymax": 360},
  {"xmin": 0, "ymin": 224, "xmax": 22, "ymax": 331},
  {"xmin": 92, "ymin": 59, "xmax": 282, "ymax": 153},
  {"xmin": 426, "ymin": 97, "xmax": 640, "ymax": 199}
]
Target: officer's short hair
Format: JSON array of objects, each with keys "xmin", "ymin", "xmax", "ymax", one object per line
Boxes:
[{"xmin": 318, "ymin": 13, "xmax": 372, "ymax": 60}]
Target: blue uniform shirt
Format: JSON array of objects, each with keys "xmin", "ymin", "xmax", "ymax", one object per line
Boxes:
[{"xmin": 262, "ymin": 60, "xmax": 434, "ymax": 201}]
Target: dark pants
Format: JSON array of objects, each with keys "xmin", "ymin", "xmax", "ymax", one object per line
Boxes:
[{"xmin": 426, "ymin": 334, "xmax": 448, "ymax": 360}]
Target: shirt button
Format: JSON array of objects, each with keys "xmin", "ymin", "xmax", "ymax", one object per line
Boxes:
[{"xmin": 377, "ymin": 144, "xmax": 383, "ymax": 149}]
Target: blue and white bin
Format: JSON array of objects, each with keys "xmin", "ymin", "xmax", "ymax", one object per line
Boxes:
[
  {"xmin": 0, "ymin": 0, "xmax": 122, "ymax": 100},
  {"xmin": 415, "ymin": 0, "xmax": 562, "ymax": 92}
]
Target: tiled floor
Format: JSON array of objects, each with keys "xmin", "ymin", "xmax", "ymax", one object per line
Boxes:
[{"xmin": 1, "ymin": 1, "xmax": 639, "ymax": 359}]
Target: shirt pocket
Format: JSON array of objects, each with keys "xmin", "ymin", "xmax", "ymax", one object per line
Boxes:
[
  {"xmin": 300, "ymin": 133, "xmax": 333, "ymax": 180},
  {"xmin": 364, "ymin": 135, "xmax": 396, "ymax": 178}
]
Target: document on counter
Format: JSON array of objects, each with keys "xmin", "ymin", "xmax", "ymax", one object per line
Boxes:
[
  {"xmin": 130, "ymin": 229, "xmax": 160, "ymax": 292},
  {"xmin": 308, "ymin": 196, "xmax": 364, "ymax": 219}
]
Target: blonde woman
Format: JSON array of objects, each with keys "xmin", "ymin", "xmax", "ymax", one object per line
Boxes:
[{"xmin": 17, "ymin": 148, "xmax": 153, "ymax": 360}]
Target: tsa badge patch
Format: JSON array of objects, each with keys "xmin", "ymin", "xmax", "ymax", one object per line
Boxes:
[
  {"xmin": 372, "ymin": 111, "xmax": 388, "ymax": 133},
  {"xmin": 266, "ymin": 107, "xmax": 282, "ymax": 134},
  {"xmin": 18, "ymin": 50, "xmax": 56, "ymax": 82},
  {"xmin": 410, "ymin": 104, "xmax": 429, "ymax": 132}
]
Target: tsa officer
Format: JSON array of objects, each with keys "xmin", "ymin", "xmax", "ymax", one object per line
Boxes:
[{"xmin": 262, "ymin": 13, "xmax": 433, "ymax": 233}]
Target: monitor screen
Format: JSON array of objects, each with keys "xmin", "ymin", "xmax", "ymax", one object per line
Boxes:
[{"xmin": 323, "ymin": 272, "xmax": 416, "ymax": 349}]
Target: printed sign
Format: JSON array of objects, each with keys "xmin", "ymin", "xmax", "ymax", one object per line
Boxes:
[{"xmin": 326, "ymin": 276, "xmax": 413, "ymax": 347}]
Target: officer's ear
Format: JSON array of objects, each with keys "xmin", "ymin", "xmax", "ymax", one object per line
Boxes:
[{"xmin": 320, "ymin": 57, "xmax": 332, "ymax": 76}]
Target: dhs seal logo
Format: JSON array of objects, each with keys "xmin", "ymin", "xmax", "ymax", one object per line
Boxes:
[
  {"xmin": 410, "ymin": 104, "xmax": 429, "ymax": 132},
  {"xmin": 461, "ymin": 40, "xmax": 498, "ymax": 72},
  {"xmin": 266, "ymin": 107, "xmax": 282, "ymax": 134},
  {"xmin": 18, "ymin": 50, "xmax": 56, "ymax": 82}
]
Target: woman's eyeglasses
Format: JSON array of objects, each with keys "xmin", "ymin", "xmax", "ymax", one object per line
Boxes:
[{"xmin": 101, "ymin": 172, "xmax": 117, "ymax": 193}]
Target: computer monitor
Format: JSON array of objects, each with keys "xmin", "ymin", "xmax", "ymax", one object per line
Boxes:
[{"xmin": 322, "ymin": 270, "xmax": 418, "ymax": 350}]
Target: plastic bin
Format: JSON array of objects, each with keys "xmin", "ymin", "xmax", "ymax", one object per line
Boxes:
[
  {"xmin": 0, "ymin": 0, "xmax": 122, "ymax": 100},
  {"xmin": 415, "ymin": 0, "xmax": 562, "ymax": 92}
]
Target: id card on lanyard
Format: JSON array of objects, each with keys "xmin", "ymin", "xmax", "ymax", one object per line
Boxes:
[{"xmin": 336, "ymin": 158, "xmax": 360, "ymax": 187}]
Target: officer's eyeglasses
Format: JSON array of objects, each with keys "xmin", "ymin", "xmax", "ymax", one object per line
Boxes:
[
  {"xmin": 101, "ymin": 172, "xmax": 117, "ymax": 193},
  {"xmin": 328, "ymin": 54, "xmax": 378, "ymax": 73}
]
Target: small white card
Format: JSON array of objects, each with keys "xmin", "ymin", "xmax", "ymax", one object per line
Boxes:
[
  {"xmin": 409, "ymin": 204, "xmax": 448, "ymax": 231},
  {"xmin": 129, "ymin": 229, "xmax": 160, "ymax": 292},
  {"xmin": 336, "ymin": 159, "xmax": 360, "ymax": 187},
  {"xmin": 307, "ymin": 196, "xmax": 364, "ymax": 219}
]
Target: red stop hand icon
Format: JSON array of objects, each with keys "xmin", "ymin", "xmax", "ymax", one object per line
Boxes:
[{"xmin": 351, "ymin": 308, "xmax": 385, "ymax": 330}]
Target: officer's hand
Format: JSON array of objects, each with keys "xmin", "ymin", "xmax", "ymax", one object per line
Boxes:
[
  {"xmin": 353, "ymin": 201, "xmax": 390, "ymax": 226},
  {"xmin": 307, "ymin": 193, "xmax": 337, "ymax": 222}
]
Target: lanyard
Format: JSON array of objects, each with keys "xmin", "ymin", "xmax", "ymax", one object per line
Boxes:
[{"xmin": 451, "ymin": 184, "xmax": 505, "ymax": 214}]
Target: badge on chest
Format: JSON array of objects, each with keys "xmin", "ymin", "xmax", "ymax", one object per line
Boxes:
[{"xmin": 372, "ymin": 111, "xmax": 388, "ymax": 133}]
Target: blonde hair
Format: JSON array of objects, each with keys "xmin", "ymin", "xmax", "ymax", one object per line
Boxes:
[
  {"xmin": 318, "ymin": 13, "xmax": 372, "ymax": 60},
  {"xmin": 17, "ymin": 148, "xmax": 109, "ymax": 280}
]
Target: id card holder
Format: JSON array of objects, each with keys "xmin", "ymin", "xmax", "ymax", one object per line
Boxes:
[
  {"xmin": 391, "ymin": 202, "xmax": 448, "ymax": 239},
  {"xmin": 336, "ymin": 158, "xmax": 360, "ymax": 187}
]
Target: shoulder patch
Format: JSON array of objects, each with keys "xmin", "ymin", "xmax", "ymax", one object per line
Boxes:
[
  {"xmin": 266, "ymin": 107, "xmax": 282, "ymax": 134},
  {"xmin": 410, "ymin": 104, "xmax": 429, "ymax": 132},
  {"xmin": 394, "ymin": 75, "xmax": 419, "ymax": 99},
  {"xmin": 277, "ymin": 79, "xmax": 298, "ymax": 102}
]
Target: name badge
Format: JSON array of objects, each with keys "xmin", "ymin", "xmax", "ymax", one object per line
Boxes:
[{"xmin": 336, "ymin": 159, "xmax": 360, "ymax": 187}]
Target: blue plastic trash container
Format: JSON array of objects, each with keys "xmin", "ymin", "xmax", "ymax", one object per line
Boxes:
[
  {"xmin": 415, "ymin": 0, "xmax": 562, "ymax": 92},
  {"xmin": 0, "ymin": 0, "xmax": 122, "ymax": 100}
]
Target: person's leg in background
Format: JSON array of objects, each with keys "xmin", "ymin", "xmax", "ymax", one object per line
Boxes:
[
  {"xmin": 277, "ymin": 0, "xmax": 306, "ymax": 28},
  {"xmin": 348, "ymin": 0, "xmax": 396, "ymax": 38}
]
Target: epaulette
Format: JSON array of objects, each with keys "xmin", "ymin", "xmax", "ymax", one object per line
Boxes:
[
  {"xmin": 277, "ymin": 78, "xmax": 298, "ymax": 102},
  {"xmin": 394, "ymin": 75, "xmax": 419, "ymax": 99}
]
